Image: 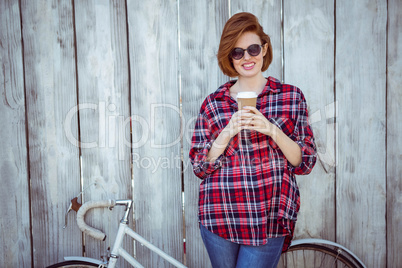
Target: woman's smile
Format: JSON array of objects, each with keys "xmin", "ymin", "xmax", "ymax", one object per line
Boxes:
[{"xmin": 242, "ymin": 62, "xmax": 256, "ymax": 70}]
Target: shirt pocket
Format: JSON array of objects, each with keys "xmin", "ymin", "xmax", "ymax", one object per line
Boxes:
[{"xmin": 268, "ymin": 117, "xmax": 296, "ymax": 149}]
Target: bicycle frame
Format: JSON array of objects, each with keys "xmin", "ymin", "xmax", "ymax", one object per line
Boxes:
[
  {"xmin": 108, "ymin": 221, "xmax": 186, "ymax": 268},
  {"xmin": 64, "ymin": 199, "xmax": 186, "ymax": 268}
]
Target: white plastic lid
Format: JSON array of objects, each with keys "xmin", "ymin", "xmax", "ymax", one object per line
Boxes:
[{"xmin": 236, "ymin": 91, "xmax": 258, "ymax": 98}]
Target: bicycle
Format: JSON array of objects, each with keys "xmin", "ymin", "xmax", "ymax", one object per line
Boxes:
[
  {"xmin": 47, "ymin": 197, "xmax": 366, "ymax": 268},
  {"xmin": 46, "ymin": 198, "xmax": 187, "ymax": 268}
]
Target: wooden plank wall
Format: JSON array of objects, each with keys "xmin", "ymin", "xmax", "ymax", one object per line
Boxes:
[
  {"xmin": 387, "ymin": 0, "xmax": 402, "ymax": 267},
  {"xmin": 20, "ymin": 1, "xmax": 82, "ymax": 267},
  {"xmin": 128, "ymin": 0, "xmax": 184, "ymax": 267},
  {"xmin": 74, "ymin": 1, "xmax": 133, "ymax": 267},
  {"xmin": 0, "ymin": 0, "xmax": 401, "ymax": 267},
  {"xmin": 336, "ymin": 1, "xmax": 387, "ymax": 267},
  {"xmin": 0, "ymin": 1, "xmax": 30, "ymax": 266}
]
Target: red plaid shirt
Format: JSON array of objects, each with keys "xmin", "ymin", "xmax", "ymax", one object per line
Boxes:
[{"xmin": 189, "ymin": 77, "xmax": 317, "ymax": 252}]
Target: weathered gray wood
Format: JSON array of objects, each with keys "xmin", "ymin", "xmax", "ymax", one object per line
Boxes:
[
  {"xmin": 180, "ymin": 1, "xmax": 229, "ymax": 267},
  {"xmin": 336, "ymin": 0, "xmax": 387, "ymax": 267},
  {"xmin": 387, "ymin": 0, "xmax": 402, "ymax": 266},
  {"xmin": 0, "ymin": 1, "xmax": 30, "ymax": 267},
  {"xmin": 127, "ymin": 0, "xmax": 184, "ymax": 267},
  {"xmin": 20, "ymin": 0, "xmax": 82, "ymax": 266},
  {"xmin": 231, "ymin": 0, "xmax": 283, "ymax": 81},
  {"xmin": 74, "ymin": 1, "xmax": 132, "ymax": 267},
  {"xmin": 283, "ymin": 0, "xmax": 336, "ymax": 243}
]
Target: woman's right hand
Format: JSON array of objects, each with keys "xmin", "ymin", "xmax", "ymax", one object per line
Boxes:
[
  {"xmin": 223, "ymin": 110, "xmax": 249, "ymax": 138},
  {"xmin": 206, "ymin": 110, "xmax": 252, "ymax": 161}
]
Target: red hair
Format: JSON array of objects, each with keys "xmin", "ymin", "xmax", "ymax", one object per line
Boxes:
[{"xmin": 217, "ymin": 12, "xmax": 273, "ymax": 77}]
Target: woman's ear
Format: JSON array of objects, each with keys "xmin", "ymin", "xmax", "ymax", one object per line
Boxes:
[{"xmin": 262, "ymin": 43, "xmax": 268, "ymax": 57}]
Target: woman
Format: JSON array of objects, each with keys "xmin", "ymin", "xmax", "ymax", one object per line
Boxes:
[{"xmin": 189, "ymin": 12, "xmax": 317, "ymax": 268}]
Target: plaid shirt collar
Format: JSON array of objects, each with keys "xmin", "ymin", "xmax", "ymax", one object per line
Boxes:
[{"xmin": 214, "ymin": 76, "xmax": 282, "ymax": 101}]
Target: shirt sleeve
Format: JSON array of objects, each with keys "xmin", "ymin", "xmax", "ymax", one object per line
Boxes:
[
  {"xmin": 289, "ymin": 92, "xmax": 317, "ymax": 175},
  {"xmin": 189, "ymin": 110, "xmax": 225, "ymax": 180}
]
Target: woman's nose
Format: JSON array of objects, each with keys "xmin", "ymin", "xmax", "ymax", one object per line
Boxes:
[{"xmin": 243, "ymin": 50, "xmax": 251, "ymax": 60}]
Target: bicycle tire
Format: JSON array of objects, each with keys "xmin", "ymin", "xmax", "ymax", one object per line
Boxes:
[
  {"xmin": 279, "ymin": 243, "xmax": 362, "ymax": 268},
  {"xmin": 46, "ymin": 260, "xmax": 100, "ymax": 268}
]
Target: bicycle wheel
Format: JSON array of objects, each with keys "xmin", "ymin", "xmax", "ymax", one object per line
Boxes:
[
  {"xmin": 46, "ymin": 260, "xmax": 100, "ymax": 268},
  {"xmin": 278, "ymin": 243, "xmax": 363, "ymax": 268}
]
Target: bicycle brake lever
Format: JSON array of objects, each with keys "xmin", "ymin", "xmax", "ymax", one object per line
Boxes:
[{"xmin": 63, "ymin": 203, "xmax": 73, "ymax": 229}]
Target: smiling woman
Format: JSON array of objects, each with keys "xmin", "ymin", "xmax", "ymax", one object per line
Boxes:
[{"xmin": 189, "ymin": 12, "xmax": 317, "ymax": 268}]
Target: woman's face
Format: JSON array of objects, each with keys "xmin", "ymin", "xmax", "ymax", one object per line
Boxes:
[{"xmin": 231, "ymin": 32, "xmax": 267, "ymax": 79}]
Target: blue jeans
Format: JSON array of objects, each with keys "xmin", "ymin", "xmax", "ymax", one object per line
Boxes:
[{"xmin": 200, "ymin": 224, "xmax": 284, "ymax": 268}]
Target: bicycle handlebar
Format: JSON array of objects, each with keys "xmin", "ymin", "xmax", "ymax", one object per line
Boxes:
[{"xmin": 76, "ymin": 199, "xmax": 116, "ymax": 241}]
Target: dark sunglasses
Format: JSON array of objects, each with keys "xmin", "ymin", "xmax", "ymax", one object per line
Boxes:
[{"xmin": 230, "ymin": 44, "xmax": 264, "ymax": 60}]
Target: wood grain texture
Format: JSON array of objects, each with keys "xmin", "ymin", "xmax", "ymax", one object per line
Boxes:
[
  {"xmin": 128, "ymin": 0, "xmax": 184, "ymax": 266},
  {"xmin": 2, "ymin": 1, "xmax": 401, "ymax": 267},
  {"xmin": 230, "ymin": 0, "xmax": 283, "ymax": 81},
  {"xmin": 283, "ymin": 0, "xmax": 336, "ymax": 242},
  {"xmin": 180, "ymin": 1, "xmax": 229, "ymax": 267},
  {"xmin": 336, "ymin": 0, "xmax": 387, "ymax": 267},
  {"xmin": 0, "ymin": 1, "xmax": 30, "ymax": 267},
  {"xmin": 386, "ymin": 0, "xmax": 402, "ymax": 266},
  {"xmin": 20, "ymin": 0, "xmax": 82, "ymax": 266},
  {"xmin": 74, "ymin": 1, "xmax": 132, "ymax": 267}
]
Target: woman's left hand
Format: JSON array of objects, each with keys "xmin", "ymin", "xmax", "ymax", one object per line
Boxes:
[
  {"xmin": 240, "ymin": 106, "xmax": 277, "ymax": 137},
  {"xmin": 241, "ymin": 106, "xmax": 302, "ymax": 166}
]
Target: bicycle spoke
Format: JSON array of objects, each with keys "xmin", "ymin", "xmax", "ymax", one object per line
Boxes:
[{"xmin": 279, "ymin": 244, "xmax": 358, "ymax": 268}]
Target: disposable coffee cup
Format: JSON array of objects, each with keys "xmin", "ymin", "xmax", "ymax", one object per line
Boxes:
[{"xmin": 237, "ymin": 91, "xmax": 258, "ymax": 110}]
